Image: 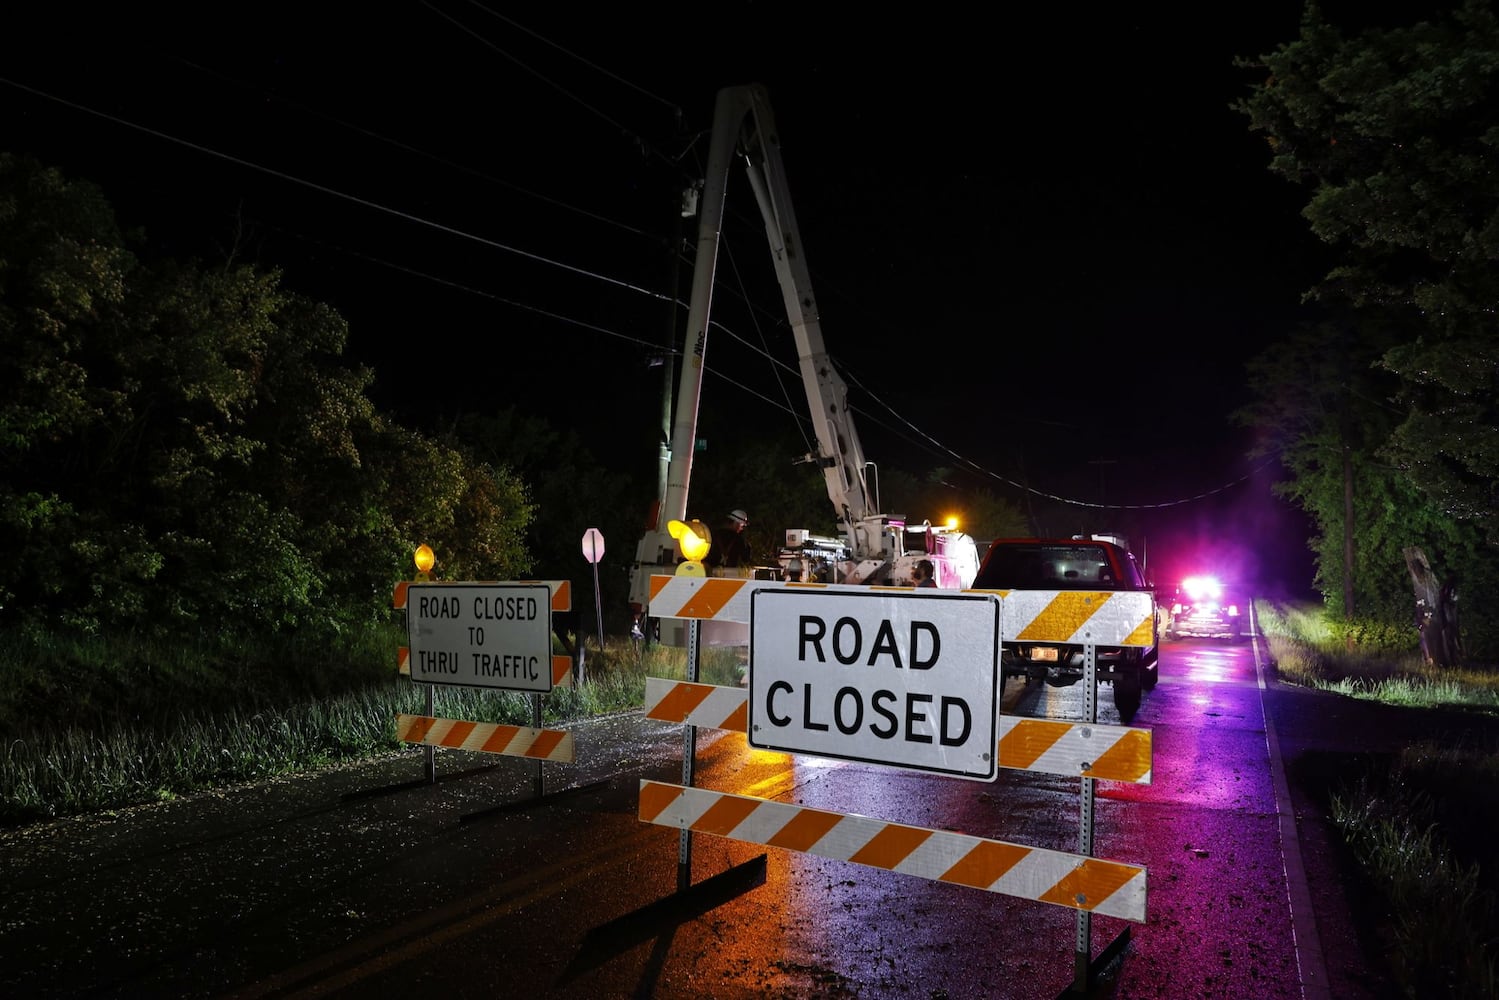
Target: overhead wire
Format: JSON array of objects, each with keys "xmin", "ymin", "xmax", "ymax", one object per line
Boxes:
[
  {"xmin": 419, "ymin": 0, "xmax": 691, "ymax": 177},
  {"xmin": 257, "ymin": 223, "xmax": 670, "ymax": 353},
  {"xmin": 258, "ymin": 218, "xmax": 814, "ymax": 426},
  {"xmin": 1, "ymin": 35, "xmax": 1269, "ymax": 515},
  {"xmin": 168, "ymin": 55, "xmax": 669, "ymax": 243},
  {"xmin": 0, "ymin": 67, "xmax": 811, "ymax": 414},
  {"xmin": 0, "ymin": 75, "xmax": 670, "ymax": 306},
  {"xmin": 461, "ymin": 0, "xmax": 684, "ymax": 118}
]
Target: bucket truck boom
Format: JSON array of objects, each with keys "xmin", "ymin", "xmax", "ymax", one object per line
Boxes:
[{"xmin": 629, "ymin": 84, "xmax": 979, "ymax": 631}]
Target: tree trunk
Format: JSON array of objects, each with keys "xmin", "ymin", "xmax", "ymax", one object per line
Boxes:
[
  {"xmin": 1403, "ymin": 546, "xmax": 1462, "ymax": 667},
  {"xmin": 1343, "ymin": 446, "xmax": 1355, "ymax": 620}
]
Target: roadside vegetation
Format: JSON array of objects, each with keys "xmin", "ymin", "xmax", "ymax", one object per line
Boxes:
[
  {"xmin": 1259, "ymin": 602, "xmax": 1499, "ymax": 712},
  {"xmin": 0, "ymin": 626, "xmax": 742, "ymax": 828},
  {"xmin": 1257, "ymin": 600, "xmax": 1499, "ymax": 998}
]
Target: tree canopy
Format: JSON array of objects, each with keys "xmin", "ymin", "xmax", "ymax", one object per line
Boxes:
[
  {"xmin": 0, "ymin": 153, "xmax": 533, "ymax": 640},
  {"xmin": 1235, "ymin": 0, "xmax": 1499, "ymax": 658}
]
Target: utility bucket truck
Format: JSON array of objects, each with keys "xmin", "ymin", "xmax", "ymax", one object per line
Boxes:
[{"xmin": 629, "ymin": 84, "xmax": 979, "ymax": 640}]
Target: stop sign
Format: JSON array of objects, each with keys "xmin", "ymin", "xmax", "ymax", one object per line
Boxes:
[{"xmin": 581, "ymin": 527, "xmax": 605, "ymax": 564}]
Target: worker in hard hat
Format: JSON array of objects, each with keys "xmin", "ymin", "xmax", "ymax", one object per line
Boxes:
[{"xmin": 704, "ymin": 508, "xmax": 752, "ymax": 569}]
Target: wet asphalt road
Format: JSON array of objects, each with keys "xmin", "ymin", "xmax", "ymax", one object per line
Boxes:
[{"xmin": 0, "ymin": 628, "xmax": 1395, "ymax": 999}]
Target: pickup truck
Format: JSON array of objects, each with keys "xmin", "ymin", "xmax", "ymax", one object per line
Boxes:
[{"xmin": 970, "ymin": 536, "xmax": 1159, "ymax": 722}]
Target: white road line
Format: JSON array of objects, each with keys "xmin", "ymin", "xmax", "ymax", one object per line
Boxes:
[{"xmin": 1252, "ymin": 603, "xmax": 1331, "ymax": 1000}]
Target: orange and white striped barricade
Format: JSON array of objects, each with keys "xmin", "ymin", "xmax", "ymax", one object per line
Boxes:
[
  {"xmin": 394, "ymin": 577, "xmax": 574, "ymax": 612},
  {"xmin": 993, "ymin": 587, "xmax": 1158, "ymax": 651},
  {"xmin": 987, "ymin": 586, "xmax": 1157, "ymax": 988},
  {"xmin": 392, "ymin": 579, "xmax": 578, "ymax": 799},
  {"xmin": 395, "ymin": 714, "xmax": 574, "ymax": 762},
  {"xmin": 643, "ymin": 677, "xmax": 1152, "ymax": 784},
  {"xmin": 643, "ymin": 575, "xmax": 1157, "ymax": 982},
  {"xmin": 396, "ymin": 645, "xmax": 574, "ymax": 689},
  {"xmin": 639, "ymin": 780, "xmax": 1146, "ymax": 922}
]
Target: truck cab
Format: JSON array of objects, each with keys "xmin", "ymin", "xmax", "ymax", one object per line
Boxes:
[{"xmin": 970, "ymin": 536, "xmax": 1158, "ymax": 722}]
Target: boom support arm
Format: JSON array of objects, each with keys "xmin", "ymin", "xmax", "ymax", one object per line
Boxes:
[
  {"xmin": 737, "ymin": 87, "xmax": 884, "ymax": 557},
  {"xmin": 629, "ymin": 84, "xmax": 888, "ymax": 615}
]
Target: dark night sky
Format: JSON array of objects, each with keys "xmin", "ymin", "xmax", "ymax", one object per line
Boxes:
[{"xmin": 1, "ymin": 3, "xmax": 1360, "ymax": 592}]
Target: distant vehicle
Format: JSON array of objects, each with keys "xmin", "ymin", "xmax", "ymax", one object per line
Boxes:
[
  {"xmin": 970, "ymin": 536, "xmax": 1158, "ymax": 722},
  {"xmin": 1164, "ymin": 575, "xmax": 1249, "ymax": 641}
]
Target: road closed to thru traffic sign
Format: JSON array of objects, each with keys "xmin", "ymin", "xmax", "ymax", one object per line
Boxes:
[
  {"xmin": 406, "ymin": 582, "xmax": 555, "ymax": 692},
  {"xmin": 748, "ymin": 587, "xmax": 1001, "ymax": 780}
]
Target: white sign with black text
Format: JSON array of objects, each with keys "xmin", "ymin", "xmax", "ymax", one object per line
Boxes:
[
  {"xmin": 748, "ymin": 588, "xmax": 1001, "ymax": 781},
  {"xmin": 406, "ymin": 583, "xmax": 554, "ymax": 692}
]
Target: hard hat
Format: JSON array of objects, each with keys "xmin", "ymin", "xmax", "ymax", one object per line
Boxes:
[{"xmin": 729, "ymin": 509, "xmax": 748, "ymax": 525}]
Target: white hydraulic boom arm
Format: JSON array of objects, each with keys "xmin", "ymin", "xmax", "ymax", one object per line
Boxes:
[
  {"xmin": 736, "ymin": 87, "xmax": 886, "ymax": 553},
  {"xmin": 630, "ymin": 84, "xmax": 965, "ymax": 619}
]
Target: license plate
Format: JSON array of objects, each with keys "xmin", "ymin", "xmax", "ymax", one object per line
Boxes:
[{"xmin": 1030, "ymin": 646, "xmax": 1058, "ymax": 662}]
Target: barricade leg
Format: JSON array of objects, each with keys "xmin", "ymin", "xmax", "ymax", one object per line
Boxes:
[
  {"xmin": 679, "ymin": 619, "xmax": 699, "ymax": 892},
  {"xmin": 1065, "ymin": 643, "xmax": 1131, "ymax": 995}
]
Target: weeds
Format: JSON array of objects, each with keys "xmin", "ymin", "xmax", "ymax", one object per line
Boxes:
[
  {"xmin": 1258, "ymin": 601, "xmax": 1499, "ymax": 713},
  {"xmin": 1261, "ymin": 601, "xmax": 1499, "ymax": 999},
  {"xmin": 0, "ymin": 626, "xmax": 745, "ymax": 826},
  {"xmin": 1330, "ymin": 746, "xmax": 1499, "ymax": 998}
]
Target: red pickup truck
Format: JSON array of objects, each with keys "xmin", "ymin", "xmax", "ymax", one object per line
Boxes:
[{"xmin": 970, "ymin": 536, "xmax": 1159, "ymax": 722}]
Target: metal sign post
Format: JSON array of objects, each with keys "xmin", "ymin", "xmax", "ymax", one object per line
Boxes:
[
  {"xmin": 678, "ymin": 617, "xmax": 700, "ymax": 892},
  {"xmin": 582, "ymin": 528, "xmax": 606, "ymax": 650},
  {"xmin": 424, "ymin": 681, "xmax": 436, "ymax": 784},
  {"xmin": 1068, "ymin": 641, "xmax": 1132, "ymax": 995}
]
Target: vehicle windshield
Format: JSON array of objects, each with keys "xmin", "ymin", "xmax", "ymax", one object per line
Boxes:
[{"xmin": 973, "ymin": 543, "xmax": 1130, "ymax": 590}]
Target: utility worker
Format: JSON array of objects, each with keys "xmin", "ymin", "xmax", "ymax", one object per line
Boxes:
[
  {"xmin": 914, "ymin": 558, "xmax": 938, "ymax": 587},
  {"xmin": 705, "ymin": 508, "xmax": 752, "ymax": 568}
]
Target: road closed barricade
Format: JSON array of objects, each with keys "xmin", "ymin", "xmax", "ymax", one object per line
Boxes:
[
  {"xmin": 640, "ymin": 573, "xmax": 1155, "ymax": 986},
  {"xmin": 393, "ymin": 581, "xmax": 579, "ymax": 785}
]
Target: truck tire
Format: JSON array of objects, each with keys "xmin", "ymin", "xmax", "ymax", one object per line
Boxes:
[
  {"xmin": 1113, "ymin": 669, "xmax": 1142, "ymax": 723},
  {"xmin": 1142, "ymin": 659, "xmax": 1159, "ymax": 691}
]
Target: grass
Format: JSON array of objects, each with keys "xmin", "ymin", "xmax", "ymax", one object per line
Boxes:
[
  {"xmin": 0, "ymin": 625, "xmax": 745, "ymax": 827},
  {"xmin": 1256, "ymin": 601, "xmax": 1499, "ymax": 712},
  {"xmin": 1327, "ymin": 744, "xmax": 1499, "ymax": 998},
  {"xmin": 1257, "ymin": 600, "xmax": 1499, "ymax": 998}
]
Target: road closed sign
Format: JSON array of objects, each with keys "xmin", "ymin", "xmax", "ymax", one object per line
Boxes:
[
  {"xmin": 406, "ymin": 583, "xmax": 555, "ymax": 692},
  {"xmin": 748, "ymin": 588, "xmax": 1001, "ymax": 781}
]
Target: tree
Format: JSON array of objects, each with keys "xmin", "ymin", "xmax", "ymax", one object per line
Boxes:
[
  {"xmin": 666, "ymin": 430, "xmax": 834, "ymax": 573},
  {"xmin": 1235, "ymin": 1, "xmax": 1499, "ymax": 658},
  {"xmin": 0, "ymin": 154, "xmax": 536, "ymax": 638},
  {"xmin": 1235, "ymin": 318, "xmax": 1397, "ymax": 617},
  {"xmin": 0, "ymin": 154, "xmax": 154, "ymax": 629},
  {"xmin": 445, "ymin": 409, "xmax": 641, "ymax": 632},
  {"xmin": 1404, "ymin": 545, "xmax": 1463, "ymax": 667}
]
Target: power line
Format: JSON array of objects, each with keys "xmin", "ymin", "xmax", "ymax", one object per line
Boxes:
[
  {"xmin": 463, "ymin": 1, "xmax": 684, "ymax": 118},
  {"xmin": 0, "ymin": 74, "xmax": 1274, "ymax": 514},
  {"xmin": 0, "ymin": 75, "xmax": 669, "ymax": 305},
  {"xmin": 168, "ymin": 55, "xmax": 670, "ymax": 244},
  {"xmin": 419, "ymin": 0, "xmax": 690, "ymax": 177}
]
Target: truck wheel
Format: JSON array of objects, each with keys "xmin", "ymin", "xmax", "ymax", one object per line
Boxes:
[
  {"xmin": 1113, "ymin": 670, "xmax": 1142, "ymax": 723},
  {"xmin": 1142, "ymin": 660, "xmax": 1159, "ymax": 691}
]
